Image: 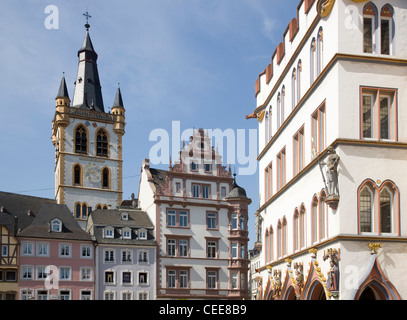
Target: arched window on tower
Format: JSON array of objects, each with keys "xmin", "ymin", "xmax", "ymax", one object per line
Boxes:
[
  {"xmin": 73, "ymin": 164, "xmax": 82, "ymax": 186},
  {"xmin": 75, "ymin": 202, "xmax": 88, "ymax": 220},
  {"xmin": 359, "ymin": 184, "xmax": 374, "ymax": 233},
  {"xmin": 363, "ymin": 3, "xmax": 378, "ymax": 53},
  {"xmin": 102, "ymin": 167, "xmax": 110, "ymax": 189},
  {"xmin": 96, "ymin": 128, "xmax": 109, "ymax": 157},
  {"xmin": 380, "ymin": 4, "xmax": 394, "ymax": 55},
  {"xmin": 75, "ymin": 125, "xmax": 88, "ymax": 154}
]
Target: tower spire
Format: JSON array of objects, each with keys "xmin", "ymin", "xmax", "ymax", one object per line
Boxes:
[{"xmin": 72, "ymin": 12, "xmax": 105, "ymax": 112}]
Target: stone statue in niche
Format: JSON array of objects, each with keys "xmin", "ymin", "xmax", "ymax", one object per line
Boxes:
[
  {"xmin": 321, "ymin": 147, "xmax": 340, "ymax": 197},
  {"xmin": 323, "ymin": 248, "xmax": 341, "ymax": 294}
]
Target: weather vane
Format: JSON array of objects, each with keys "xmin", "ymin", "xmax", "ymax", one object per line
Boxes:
[{"xmin": 83, "ymin": 11, "xmax": 92, "ymax": 30}]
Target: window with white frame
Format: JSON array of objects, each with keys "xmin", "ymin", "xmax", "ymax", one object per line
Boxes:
[
  {"xmin": 37, "ymin": 243, "xmax": 49, "ymax": 257},
  {"xmin": 122, "ymin": 271, "xmax": 132, "ymax": 285},
  {"xmin": 207, "ymin": 212, "xmax": 217, "ymax": 229},
  {"xmin": 360, "ymin": 88, "xmax": 397, "ymax": 141},
  {"xmin": 81, "ymin": 245, "xmax": 92, "ymax": 258},
  {"xmin": 80, "ymin": 290, "xmax": 92, "ymax": 300},
  {"xmin": 104, "ymin": 227, "xmax": 114, "ymax": 238},
  {"xmin": 138, "ymin": 272, "xmax": 148, "ymax": 285},
  {"xmin": 59, "ymin": 244, "xmax": 71, "ymax": 257},
  {"xmin": 81, "ymin": 267, "xmax": 92, "ymax": 281},
  {"xmin": 122, "ymin": 249, "xmax": 132, "ymax": 263},
  {"xmin": 59, "ymin": 267, "xmax": 71, "ymax": 280},
  {"xmin": 104, "ymin": 249, "xmax": 115, "ymax": 263},
  {"xmin": 37, "ymin": 266, "xmax": 48, "ymax": 280},
  {"xmin": 51, "ymin": 219, "xmax": 62, "ymax": 232},
  {"xmin": 138, "ymin": 250, "xmax": 148, "ymax": 263},
  {"xmin": 21, "ymin": 242, "xmax": 33, "ymax": 256},
  {"xmin": 105, "ymin": 271, "xmax": 115, "ymax": 284},
  {"xmin": 207, "ymin": 270, "xmax": 218, "ymax": 289}
]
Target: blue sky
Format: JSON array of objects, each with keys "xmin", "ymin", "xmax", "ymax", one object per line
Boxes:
[{"xmin": 0, "ymin": 0, "xmax": 300, "ymax": 247}]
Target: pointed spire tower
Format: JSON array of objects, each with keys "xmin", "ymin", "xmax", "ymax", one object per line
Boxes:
[
  {"xmin": 72, "ymin": 16, "xmax": 104, "ymax": 112},
  {"xmin": 51, "ymin": 13, "xmax": 127, "ymax": 228},
  {"xmin": 111, "ymin": 85, "xmax": 126, "ymax": 136}
]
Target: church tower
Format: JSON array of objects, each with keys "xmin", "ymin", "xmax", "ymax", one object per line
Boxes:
[{"xmin": 51, "ymin": 18, "xmax": 125, "ymax": 228}]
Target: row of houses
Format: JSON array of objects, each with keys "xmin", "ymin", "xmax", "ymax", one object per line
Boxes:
[{"xmin": 0, "ymin": 191, "xmax": 156, "ymax": 300}]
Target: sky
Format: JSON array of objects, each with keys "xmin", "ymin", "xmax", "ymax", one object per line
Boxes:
[{"xmin": 0, "ymin": 0, "xmax": 300, "ymax": 248}]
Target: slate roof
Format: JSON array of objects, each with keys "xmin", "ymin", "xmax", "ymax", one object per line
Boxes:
[
  {"xmin": 0, "ymin": 191, "xmax": 56, "ymax": 235},
  {"xmin": 17, "ymin": 203, "xmax": 92, "ymax": 241},
  {"xmin": 149, "ymin": 168, "xmax": 168, "ymax": 187},
  {"xmin": 89, "ymin": 209, "xmax": 156, "ymax": 246}
]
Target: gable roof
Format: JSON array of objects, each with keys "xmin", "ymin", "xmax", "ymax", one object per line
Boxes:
[
  {"xmin": 0, "ymin": 191, "xmax": 56, "ymax": 235},
  {"xmin": 17, "ymin": 203, "xmax": 92, "ymax": 241},
  {"xmin": 88, "ymin": 209, "xmax": 156, "ymax": 246}
]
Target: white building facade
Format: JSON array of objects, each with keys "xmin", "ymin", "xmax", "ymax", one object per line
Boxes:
[
  {"xmin": 138, "ymin": 129, "xmax": 251, "ymax": 299},
  {"xmin": 248, "ymin": 0, "xmax": 407, "ymax": 300}
]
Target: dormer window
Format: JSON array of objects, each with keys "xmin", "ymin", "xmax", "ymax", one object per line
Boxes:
[
  {"xmin": 121, "ymin": 212, "xmax": 128, "ymax": 221},
  {"xmin": 105, "ymin": 227, "xmax": 114, "ymax": 238},
  {"xmin": 51, "ymin": 219, "xmax": 62, "ymax": 232},
  {"xmin": 122, "ymin": 227, "xmax": 132, "ymax": 239},
  {"xmin": 138, "ymin": 229, "xmax": 147, "ymax": 240}
]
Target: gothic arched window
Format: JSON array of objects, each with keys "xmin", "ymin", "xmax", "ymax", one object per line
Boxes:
[
  {"xmin": 96, "ymin": 129, "xmax": 109, "ymax": 157},
  {"xmin": 73, "ymin": 164, "xmax": 82, "ymax": 186},
  {"xmin": 75, "ymin": 125, "xmax": 88, "ymax": 154},
  {"xmin": 102, "ymin": 167, "xmax": 110, "ymax": 189}
]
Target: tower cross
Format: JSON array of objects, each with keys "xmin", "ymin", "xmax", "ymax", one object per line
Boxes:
[{"xmin": 83, "ymin": 11, "xmax": 92, "ymax": 29}]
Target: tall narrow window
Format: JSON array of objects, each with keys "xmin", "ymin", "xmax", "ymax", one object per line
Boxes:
[
  {"xmin": 277, "ymin": 221, "xmax": 282, "ymax": 258},
  {"xmin": 74, "ymin": 164, "xmax": 81, "ymax": 186},
  {"xmin": 265, "ymin": 229, "xmax": 270, "ymax": 263},
  {"xmin": 380, "ymin": 5, "xmax": 394, "ymax": 55},
  {"xmin": 282, "ymin": 218, "xmax": 287, "ymax": 257},
  {"xmin": 276, "ymin": 147, "xmax": 286, "ymax": 191},
  {"xmin": 317, "ymin": 27, "xmax": 323, "ymax": 76},
  {"xmin": 96, "ymin": 129, "xmax": 108, "ymax": 157},
  {"xmin": 297, "ymin": 60, "xmax": 302, "ymax": 103},
  {"xmin": 312, "ymin": 103, "xmax": 326, "ymax": 154},
  {"xmin": 102, "ymin": 168, "xmax": 110, "ymax": 189},
  {"xmin": 362, "ymin": 93, "xmax": 374, "ymax": 139},
  {"xmin": 300, "ymin": 205, "xmax": 305, "ymax": 249},
  {"xmin": 265, "ymin": 111, "xmax": 269, "ymax": 145},
  {"xmin": 312, "ymin": 196, "xmax": 318, "ymax": 244},
  {"xmin": 379, "ymin": 94, "xmax": 391, "ymax": 140},
  {"xmin": 310, "ymin": 38, "xmax": 316, "ymax": 84},
  {"xmin": 264, "ymin": 162, "xmax": 272, "ymax": 202},
  {"xmin": 277, "ymin": 93, "xmax": 282, "ymax": 129},
  {"xmin": 363, "ymin": 3, "xmax": 377, "ymax": 53},
  {"xmin": 319, "ymin": 192, "xmax": 327, "ymax": 240},
  {"xmin": 268, "ymin": 106, "xmax": 272, "ymax": 140},
  {"xmin": 281, "ymin": 86, "xmax": 285, "ymax": 126},
  {"xmin": 360, "ymin": 186, "xmax": 373, "ymax": 232},
  {"xmin": 380, "ymin": 188, "xmax": 391, "ymax": 233},
  {"xmin": 292, "ymin": 68, "xmax": 297, "ymax": 110},
  {"xmin": 75, "ymin": 125, "xmax": 87, "ymax": 154},
  {"xmin": 294, "ymin": 210, "xmax": 299, "ymax": 252},
  {"xmin": 293, "ymin": 127, "xmax": 304, "ymax": 176}
]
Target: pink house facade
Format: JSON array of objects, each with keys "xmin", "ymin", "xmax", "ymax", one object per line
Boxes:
[{"xmin": 17, "ymin": 203, "xmax": 94, "ymax": 300}]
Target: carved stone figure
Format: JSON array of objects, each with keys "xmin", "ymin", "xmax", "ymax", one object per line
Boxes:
[
  {"xmin": 320, "ymin": 147, "xmax": 340, "ymax": 196},
  {"xmin": 294, "ymin": 262, "xmax": 304, "ymax": 291},
  {"xmin": 323, "ymin": 249, "xmax": 340, "ymax": 293}
]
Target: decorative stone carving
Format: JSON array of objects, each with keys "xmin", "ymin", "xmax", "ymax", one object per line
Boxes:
[{"xmin": 323, "ymin": 248, "xmax": 341, "ymax": 295}]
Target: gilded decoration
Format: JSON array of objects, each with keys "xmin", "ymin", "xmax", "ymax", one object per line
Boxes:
[
  {"xmin": 317, "ymin": 0, "xmax": 336, "ymax": 18},
  {"xmin": 271, "ymin": 269, "xmax": 282, "ymax": 300},
  {"xmin": 293, "ymin": 262, "xmax": 305, "ymax": 294},
  {"xmin": 368, "ymin": 243, "xmax": 382, "ymax": 255}
]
